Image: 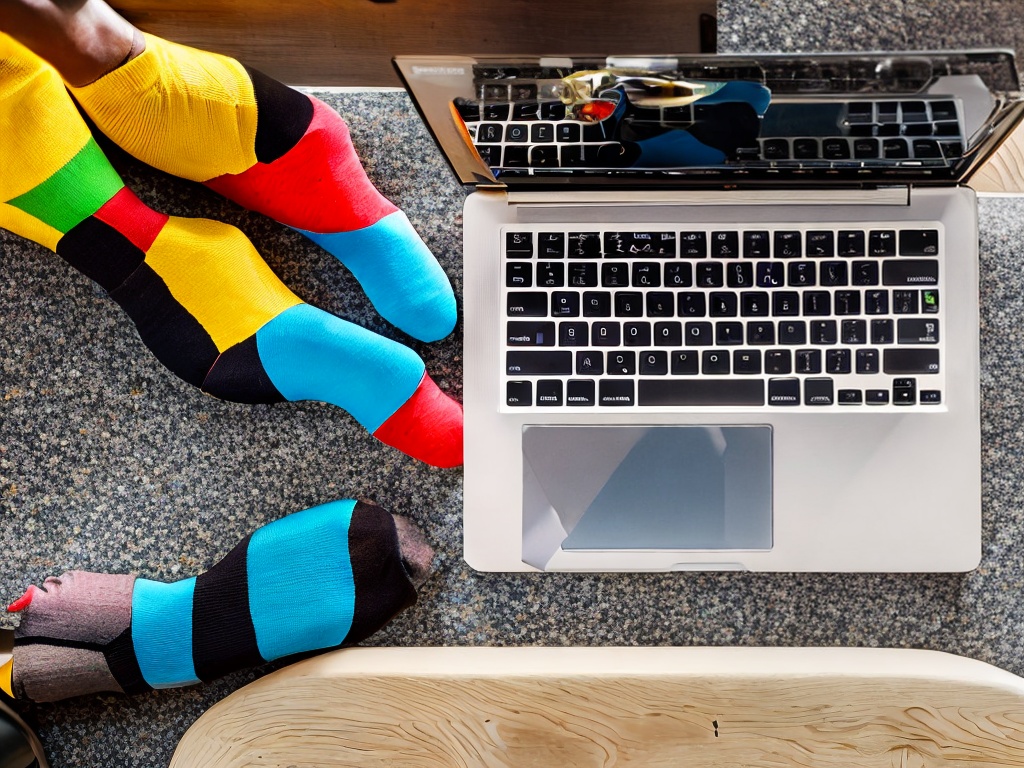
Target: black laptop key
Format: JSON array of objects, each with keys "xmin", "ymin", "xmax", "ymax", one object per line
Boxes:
[
  {"xmin": 882, "ymin": 138, "xmax": 910, "ymax": 157},
  {"xmin": 664, "ymin": 262, "xmax": 693, "ymax": 288},
  {"xmin": 506, "ymin": 262, "xmax": 532, "ymax": 287},
  {"xmin": 806, "ymin": 231, "xmax": 835, "ymax": 257},
  {"xmin": 576, "ymin": 351, "xmax": 604, "ymax": 375},
  {"xmin": 774, "ymin": 231, "xmax": 802, "ymax": 258},
  {"xmin": 505, "ymin": 124, "xmax": 529, "ymax": 143},
  {"xmin": 838, "ymin": 230, "xmax": 866, "ymax": 257},
  {"xmin": 744, "ymin": 230, "xmax": 770, "ymax": 258},
  {"xmin": 793, "ymin": 138, "xmax": 819, "ymax": 159},
  {"xmin": 852, "ymin": 261, "xmax": 879, "ymax": 286},
  {"xmin": 507, "ymin": 321, "xmax": 555, "ymax": 346},
  {"xmin": 506, "ymin": 232, "xmax": 533, "ymax": 257},
  {"xmin": 538, "ymin": 232, "xmax": 565, "ymax": 259},
  {"xmin": 582, "ymin": 291, "xmax": 611, "ymax": 317},
  {"xmin": 512, "ymin": 102, "xmax": 540, "ymax": 120},
  {"xmin": 646, "ymin": 292, "xmax": 674, "ymax": 317},
  {"xmin": 507, "ymin": 292, "xmax": 547, "ymax": 316},
  {"xmin": 559, "ymin": 321, "xmax": 588, "ymax": 347},
  {"xmin": 568, "ymin": 262, "xmax": 597, "ymax": 287},
  {"xmin": 805, "ymin": 377, "xmax": 835, "ymax": 406},
  {"xmin": 540, "ymin": 101, "xmax": 566, "ymax": 120},
  {"xmin": 768, "ymin": 377, "xmax": 800, "ymax": 406},
  {"xmin": 603, "ymin": 232, "xmax": 630, "ymax": 257},
  {"xmin": 898, "ymin": 318, "xmax": 939, "ymax": 344},
  {"xmin": 551, "ymin": 291, "xmax": 580, "ymax": 317},
  {"xmin": 899, "ymin": 229, "xmax": 939, "ymax": 256},
  {"xmin": 679, "ymin": 232, "xmax": 708, "ymax": 258},
  {"xmin": 536, "ymin": 261, "xmax": 564, "ymax": 287},
  {"xmin": 530, "ymin": 146, "xmax": 559, "ymax": 167},
  {"xmin": 632, "ymin": 262, "xmax": 661, "ymax": 287},
  {"xmin": 556, "ymin": 122, "xmax": 581, "ymax": 142},
  {"xmin": 766, "ymin": 350, "xmax": 792, "ymax": 374},
  {"xmin": 734, "ymin": 350, "xmax": 762, "ymax": 375},
  {"xmin": 531, "ymin": 124, "xmax": 554, "ymax": 143},
  {"xmin": 536, "ymin": 379, "xmax": 563, "ymax": 406},
  {"xmin": 506, "ymin": 380, "xmax": 532, "ymax": 406},
  {"xmin": 506, "ymin": 350, "xmax": 572, "ymax": 375},
  {"xmin": 607, "ymin": 351, "xmax": 636, "ymax": 375},
  {"xmin": 839, "ymin": 389, "xmax": 863, "ymax": 405},
  {"xmin": 853, "ymin": 138, "xmax": 880, "ymax": 158},
  {"xmin": 614, "ymin": 292, "xmax": 643, "ymax": 317},
  {"xmin": 568, "ymin": 232, "xmax": 602, "ymax": 258},
  {"xmin": 638, "ymin": 379, "xmax": 765, "ymax": 406},
  {"xmin": 503, "ymin": 146, "xmax": 529, "ymax": 166},
  {"xmin": 913, "ymin": 140, "xmax": 942, "ymax": 158},
  {"xmin": 482, "ymin": 103, "xmax": 510, "ymax": 120},
  {"xmin": 711, "ymin": 231, "xmax": 740, "ymax": 258},
  {"xmin": 599, "ymin": 379, "xmax": 635, "ymax": 406},
  {"xmin": 883, "ymin": 260, "xmax": 938, "ymax": 286},
  {"xmin": 893, "ymin": 377, "xmax": 917, "ymax": 405},
  {"xmin": 566, "ymin": 379, "xmax": 596, "ymax": 406},
  {"xmin": 670, "ymin": 350, "xmax": 699, "ymax": 375},
  {"xmin": 477, "ymin": 123, "xmax": 504, "ymax": 143},
  {"xmin": 592, "ymin": 322, "xmax": 621, "ymax": 346},
  {"xmin": 883, "ymin": 348, "xmax": 940, "ymax": 374},
  {"xmin": 823, "ymin": 138, "xmax": 851, "ymax": 159},
  {"xmin": 696, "ymin": 262, "xmax": 724, "ymax": 287}
]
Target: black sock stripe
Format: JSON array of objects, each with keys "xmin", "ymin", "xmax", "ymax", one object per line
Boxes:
[
  {"xmin": 15, "ymin": 636, "xmax": 107, "ymax": 652},
  {"xmin": 201, "ymin": 335, "xmax": 285, "ymax": 404},
  {"xmin": 244, "ymin": 65, "xmax": 315, "ymax": 165},
  {"xmin": 108, "ymin": 263, "xmax": 220, "ymax": 388},
  {"xmin": 345, "ymin": 501, "xmax": 417, "ymax": 645},
  {"xmin": 56, "ymin": 216, "xmax": 145, "ymax": 292},
  {"xmin": 191, "ymin": 533, "xmax": 265, "ymax": 682},
  {"xmin": 104, "ymin": 625, "xmax": 151, "ymax": 696}
]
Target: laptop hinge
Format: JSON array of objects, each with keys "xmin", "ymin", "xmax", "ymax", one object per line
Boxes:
[{"xmin": 506, "ymin": 187, "xmax": 911, "ymax": 207}]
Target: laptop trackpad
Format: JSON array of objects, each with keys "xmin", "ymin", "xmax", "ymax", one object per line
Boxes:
[{"xmin": 522, "ymin": 426, "xmax": 772, "ymax": 554}]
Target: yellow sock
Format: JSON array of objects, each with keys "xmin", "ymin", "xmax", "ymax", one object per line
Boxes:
[{"xmin": 69, "ymin": 33, "xmax": 258, "ymax": 182}]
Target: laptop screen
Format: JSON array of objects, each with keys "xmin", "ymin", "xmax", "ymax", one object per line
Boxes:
[{"xmin": 395, "ymin": 51, "xmax": 1024, "ymax": 189}]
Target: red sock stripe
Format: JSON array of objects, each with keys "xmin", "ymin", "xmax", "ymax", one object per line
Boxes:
[
  {"xmin": 205, "ymin": 96, "xmax": 397, "ymax": 233},
  {"xmin": 373, "ymin": 373, "xmax": 463, "ymax": 468},
  {"xmin": 94, "ymin": 187, "xmax": 169, "ymax": 252}
]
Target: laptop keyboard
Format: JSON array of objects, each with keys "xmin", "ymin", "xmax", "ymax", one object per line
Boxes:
[
  {"xmin": 457, "ymin": 97, "xmax": 965, "ymax": 170},
  {"xmin": 501, "ymin": 223, "xmax": 944, "ymax": 410}
]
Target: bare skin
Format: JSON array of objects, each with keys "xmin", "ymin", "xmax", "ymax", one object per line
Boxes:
[{"xmin": 0, "ymin": 0, "xmax": 143, "ymax": 86}]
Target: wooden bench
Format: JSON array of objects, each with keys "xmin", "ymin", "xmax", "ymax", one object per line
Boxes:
[{"xmin": 171, "ymin": 647, "xmax": 1024, "ymax": 767}]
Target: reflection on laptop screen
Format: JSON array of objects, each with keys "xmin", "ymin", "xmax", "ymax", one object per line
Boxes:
[{"xmin": 436, "ymin": 52, "xmax": 1020, "ymax": 186}]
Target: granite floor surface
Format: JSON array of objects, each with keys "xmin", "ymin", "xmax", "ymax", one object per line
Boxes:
[{"xmin": 3, "ymin": 2, "xmax": 1024, "ymax": 765}]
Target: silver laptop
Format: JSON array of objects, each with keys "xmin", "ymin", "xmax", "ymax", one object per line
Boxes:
[{"xmin": 396, "ymin": 52, "xmax": 1024, "ymax": 572}]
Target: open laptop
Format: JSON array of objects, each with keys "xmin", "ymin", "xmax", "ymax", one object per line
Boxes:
[{"xmin": 395, "ymin": 52, "xmax": 1024, "ymax": 572}]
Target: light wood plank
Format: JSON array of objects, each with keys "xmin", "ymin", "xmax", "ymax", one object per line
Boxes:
[
  {"xmin": 171, "ymin": 647, "xmax": 1024, "ymax": 767},
  {"xmin": 111, "ymin": 0, "xmax": 716, "ymax": 86}
]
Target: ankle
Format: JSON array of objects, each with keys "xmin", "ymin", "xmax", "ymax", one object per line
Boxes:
[{"xmin": 0, "ymin": 0, "xmax": 142, "ymax": 86}]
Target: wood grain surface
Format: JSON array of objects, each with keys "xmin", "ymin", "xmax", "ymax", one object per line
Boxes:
[
  {"xmin": 970, "ymin": 125, "xmax": 1024, "ymax": 193},
  {"xmin": 170, "ymin": 647, "xmax": 1024, "ymax": 767},
  {"xmin": 111, "ymin": 0, "xmax": 715, "ymax": 86}
]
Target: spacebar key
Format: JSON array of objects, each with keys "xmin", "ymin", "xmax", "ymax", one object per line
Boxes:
[
  {"xmin": 638, "ymin": 379, "xmax": 765, "ymax": 406},
  {"xmin": 506, "ymin": 351, "xmax": 573, "ymax": 375}
]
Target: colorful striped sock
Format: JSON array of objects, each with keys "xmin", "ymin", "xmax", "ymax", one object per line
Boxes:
[
  {"xmin": 2, "ymin": 499, "xmax": 429, "ymax": 702},
  {"xmin": 67, "ymin": 33, "xmax": 457, "ymax": 343},
  {"xmin": 0, "ymin": 35, "xmax": 462, "ymax": 468}
]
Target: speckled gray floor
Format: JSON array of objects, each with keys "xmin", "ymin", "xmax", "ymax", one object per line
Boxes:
[{"xmin": 3, "ymin": 4, "xmax": 1024, "ymax": 766}]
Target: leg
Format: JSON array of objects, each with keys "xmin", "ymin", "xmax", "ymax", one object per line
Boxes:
[
  {"xmin": 0, "ymin": 0, "xmax": 458, "ymax": 343},
  {"xmin": 0, "ymin": 35, "xmax": 462, "ymax": 467},
  {"xmin": 3, "ymin": 499, "xmax": 432, "ymax": 702}
]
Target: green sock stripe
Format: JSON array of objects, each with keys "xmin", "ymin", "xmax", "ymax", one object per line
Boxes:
[{"xmin": 6, "ymin": 137, "xmax": 124, "ymax": 233}]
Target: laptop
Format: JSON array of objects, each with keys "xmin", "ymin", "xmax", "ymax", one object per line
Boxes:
[{"xmin": 395, "ymin": 51, "xmax": 1024, "ymax": 572}]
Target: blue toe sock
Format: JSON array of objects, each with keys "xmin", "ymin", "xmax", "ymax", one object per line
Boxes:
[{"xmin": 296, "ymin": 211, "xmax": 457, "ymax": 342}]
